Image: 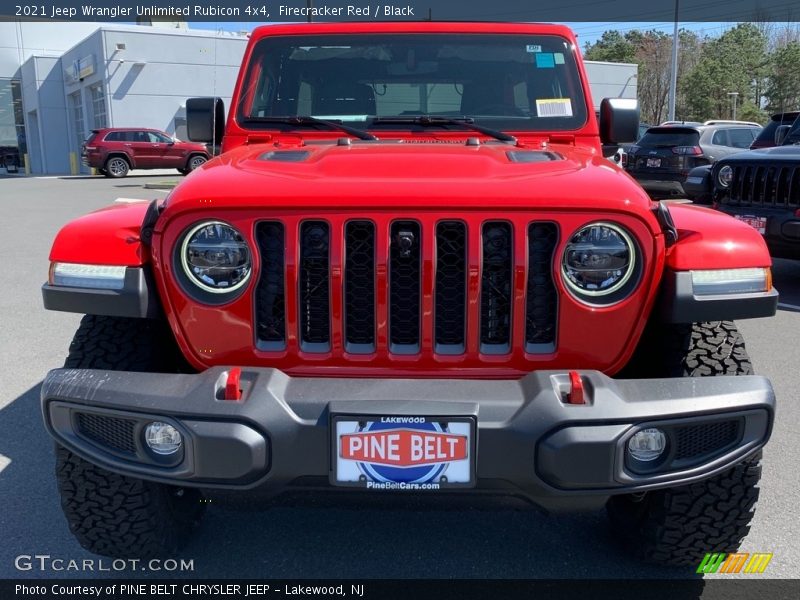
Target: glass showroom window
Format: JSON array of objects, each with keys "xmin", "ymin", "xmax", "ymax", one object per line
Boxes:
[
  {"xmin": 0, "ymin": 78, "xmax": 26, "ymax": 170},
  {"xmin": 69, "ymin": 91, "xmax": 85, "ymax": 151},
  {"xmin": 90, "ymin": 84, "xmax": 107, "ymax": 129}
]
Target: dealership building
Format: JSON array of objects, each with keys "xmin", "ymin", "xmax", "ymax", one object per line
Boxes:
[
  {"xmin": 0, "ymin": 21, "xmax": 246, "ymax": 174},
  {"xmin": 1, "ymin": 21, "xmax": 636, "ymax": 175}
]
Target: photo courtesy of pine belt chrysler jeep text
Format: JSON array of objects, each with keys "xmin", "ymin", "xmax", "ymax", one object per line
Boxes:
[{"xmin": 40, "ymin": 22, "xmax": 779, "ymax": 566}]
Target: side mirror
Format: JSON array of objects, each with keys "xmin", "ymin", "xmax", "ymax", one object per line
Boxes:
[
  {"xmin": 186, "ymin": 97, "xmax": 225, "ymax": 146},
  {"xmin": 774, "ymin": 125, "xmax": 790, "ymax": 146},
  {"xmin": 600, "ymin": 98, "xmax": 639, "ymax": 145}
]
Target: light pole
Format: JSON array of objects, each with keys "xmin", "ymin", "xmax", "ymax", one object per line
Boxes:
[
  {"xmin": 727, "ymin": 92, "xmax": 739, "ymax": 120},
  {"xmin": 667, "ymin": 0, "xmax": 680, "ymax": 122}
]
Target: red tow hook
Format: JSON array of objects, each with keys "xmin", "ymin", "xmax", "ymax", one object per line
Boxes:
[
  {"xmin": 224, "ymin": 367, "xmax": 243, "ymax": 401},
  {"xmin": 567, "ymin": 371, "xmax": 585, "ymax": 405}
]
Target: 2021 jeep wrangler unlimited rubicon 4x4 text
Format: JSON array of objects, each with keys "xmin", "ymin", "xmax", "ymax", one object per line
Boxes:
[{"xmin": 41, "ymin": 23, "xmax": 779, "ymax": 565}]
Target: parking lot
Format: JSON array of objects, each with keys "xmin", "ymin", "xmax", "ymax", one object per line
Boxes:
[{"xmin": 0, "ymin": 174, "xmax": 798, "ymax": 580}]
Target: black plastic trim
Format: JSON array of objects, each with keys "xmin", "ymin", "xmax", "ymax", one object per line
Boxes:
[
  {"xmin": 41, "ymin": 267, "xmax": 160, "ymax": 319},
  {"xmin": 658, "ymin": 269, "xmax": 779, "ymax": 323},
  {"xmin": 41, "ymin": 366, "xmax": 774, "ymax": 502}
]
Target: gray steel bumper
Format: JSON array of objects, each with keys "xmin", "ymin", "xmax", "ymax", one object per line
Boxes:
[{"xmin": 41, "ymin": 367, "xmax": 774, "ymax": 509}]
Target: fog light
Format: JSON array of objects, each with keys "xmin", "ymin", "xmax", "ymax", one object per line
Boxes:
[
  {"xmin": 144, "ymin": 422, "xmax": 182, "ymax": 455},
  {"xmin": 627, "ymin": 428, "xmax": 666, "ymax": 462}
]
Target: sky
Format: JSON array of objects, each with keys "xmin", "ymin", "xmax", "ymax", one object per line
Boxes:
[{"xmin": 187, "ymin": 21, "xmax": 738, "ymax": 49}]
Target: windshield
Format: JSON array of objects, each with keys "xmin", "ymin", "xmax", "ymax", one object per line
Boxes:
[
  {"xmin": 237, "ymin": 34, "xmax": 588, "ymax": 132},
  {"xmin": 637, "ymin": 128, "xmax": 699, "ymax": 148}
]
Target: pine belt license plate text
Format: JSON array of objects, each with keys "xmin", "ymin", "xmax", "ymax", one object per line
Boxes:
[
  {"xmin": 646, "ymin": 158, "xmax": 661, "ymax": 168},
  {"xmin": 734, "ymin": 214, "xmax": 767, "ymax": 235},
  {"xmin": 332, "ymin": 416, "xmax": 475, "ymax": 490}
]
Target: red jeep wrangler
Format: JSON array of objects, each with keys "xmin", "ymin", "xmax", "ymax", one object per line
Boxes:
[{"xmin": 41, "ymin": 23, "xmax": 778, "ymax": 565}]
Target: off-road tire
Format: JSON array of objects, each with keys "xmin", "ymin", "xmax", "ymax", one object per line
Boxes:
[
  {"xmin": 609, "ymin": 320, "xmax": 761, "ymax": 565},
  {"xmin": 56, "ymin": 315, "xmax": 203, "ymax": 558},
  {"xmin": 56, "ymin": 446, "xmax": 204, "ymax": 558}
]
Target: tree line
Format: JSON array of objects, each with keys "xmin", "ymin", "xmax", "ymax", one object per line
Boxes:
[{"xmin": 583, "ymin": 23, "xmax": 800, "ymax": 125}]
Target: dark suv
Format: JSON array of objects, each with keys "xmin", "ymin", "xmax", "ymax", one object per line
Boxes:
[
  {"xmin": 625, "ymin": 122, "xmax": 761, "ymax": 197},
  {"xmin": 701, "ymin": 113, "xmax": 800, "ymax": 259},
  {"xmin": 82, "ymin": 128, "xmax": 210, "ymax": 178}
]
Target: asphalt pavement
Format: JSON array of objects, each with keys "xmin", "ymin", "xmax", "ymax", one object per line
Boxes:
[{"xmin": 0, "ymin": 174, "xmax": 798, "ymax": 580}]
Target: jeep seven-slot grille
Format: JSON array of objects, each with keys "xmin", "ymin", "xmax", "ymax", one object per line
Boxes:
[
  {"xmin": 255, "ymin": 219, "xmax": 558, "ymax": 355},
  {"xmin": 721, "ymin": 164, "xmax": 800, "ymax": 208}
]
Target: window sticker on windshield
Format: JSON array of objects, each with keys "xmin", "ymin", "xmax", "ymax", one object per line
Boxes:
[
  {"xmin": 526, "ymin": 44, "xmax": 542, "ymax": 53},
  {"xmin": 535, "ymin": 53, "xmax": 555, "ymax": 68},
  {"xmin": 554, "ymin": 53, "xmax": 565, "ymax": 65},
  {"xmin": 536, "ymin": 98, "xmax": 573, "ymax": 117}
]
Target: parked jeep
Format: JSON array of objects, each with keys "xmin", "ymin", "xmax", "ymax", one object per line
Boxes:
[
  {"xmin": 82, "ymin": 127, "xmax": 209, "ymax": 177},
  {"xmin": 686, "ymin": 112, "xmax": 800, "ymax": 258},
  {"xmin": 41, "ymin": 23, "xmax": 778, "ymax": 566}
]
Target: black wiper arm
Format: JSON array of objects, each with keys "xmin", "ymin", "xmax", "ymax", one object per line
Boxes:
[
  {"xmin": 241, "ymin": 116, "xmax": 378, "ymax": 141},
  {"xmin": 371, "ymin": 116, "xmax": 517, "ymax": 144}
]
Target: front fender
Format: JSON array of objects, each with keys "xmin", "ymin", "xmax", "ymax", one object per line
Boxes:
[
  {"xmin": 43, "ymin": 201, "xmax": 161, "ymax": 319},
  {"xmin": 656, "ymin": 203, "xmax": 777, "ymax": 323},
  {"xmin": 49, "ymin": 201, "xmax": 151, "ymax": 266},
  {"xmin": 666, "ymin": 203, "xmax": 772, "ymax": 270}
]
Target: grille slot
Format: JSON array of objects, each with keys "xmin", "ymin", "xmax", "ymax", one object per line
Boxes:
[
  {"xmin": 389, "ymin": 221, "xmax": 421, "ymax": 352},
  {"xmin": 480, "ymin": 221, "xmax": 513, "ymax": 353},
  {"xmin": 76, "ymin": 413, "xmax": 137, "ymax": 455},
  {"xmin": 435, "ymin": 221, "xmax": 467, "ymax": 353},
  {"xmin": 344, "ymin": 221, "xmax": 376, "ymax": 352},
  {"xmin": 526, "ymin": 223, "xmax": 558, "ymax": 350},
  {"xmin": 724, "ymin": 164, "xmax": 800, "ymax": 208},
  {"xmin": 255, "ymin": 221, "xmax": 286, "ymax": 348},
  {"xmin": 299, "ymin": 221, "xmax": 331, "ymax": 351},
  {"xmin": 674, "ymin": 420, "xmax": 740, "ymax": 461}
]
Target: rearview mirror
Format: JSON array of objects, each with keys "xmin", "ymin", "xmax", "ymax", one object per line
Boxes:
[
  {"xmin": 186, "ymin": 97, "xmax": 225, "ymax": 146},
  {"xmin": 774, "ymin": 125, "xmax": 790, "ymax": 146},
  {"xmin": 600, "ymin": 98, "xmax": 639, "ymax": 145}
]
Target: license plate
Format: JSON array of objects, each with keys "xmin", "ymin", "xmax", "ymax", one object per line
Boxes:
[
  {"xmin": 734, "ymin": 214, "xmax": 767, "ymax": 235},
  {"xmin": 332, "ymin": 416, "xmax": 475, "ymax": 490},
  {"xmin": 646, "ymin": 158, "xmax": 662, "ymax": 168}
]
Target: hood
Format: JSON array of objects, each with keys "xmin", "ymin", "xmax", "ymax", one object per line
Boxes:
[
  {"xmin": 720, "ymin": 144, "xmax": 800, "ymax": 164},
  {"xmin": 163, "ymin": 139, "xmax": 651, "ymax": 214}
]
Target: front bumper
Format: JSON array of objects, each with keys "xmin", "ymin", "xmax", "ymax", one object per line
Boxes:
[{"xmin": 41, "ymin": 367, "xmax": 774, "ymax": 510}]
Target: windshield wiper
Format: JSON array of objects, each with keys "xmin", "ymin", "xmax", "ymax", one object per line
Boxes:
[
  {"xmin": 241, "ymin": 116, "xmax": 378, "ymax": 141},
  {"xmin": 371, "ymin": 116, "xmax": 517, "ymax": 144}
]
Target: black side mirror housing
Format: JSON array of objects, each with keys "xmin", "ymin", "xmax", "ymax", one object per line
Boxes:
[
  {"xmin": 186, "ymin": 97, "xmax": 225, "ymax": 146},
  {"xmin": 774, "ymin": 125, "xmax": 790, "ymax": 146},
  {"xmin": 600, "ymin": 98, "xmax": 640, "ymax": 145}
]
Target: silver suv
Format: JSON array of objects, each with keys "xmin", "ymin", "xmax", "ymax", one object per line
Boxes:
[{"xmin": 625, "ymin": 121, "xmax": 762, "ymax": 197}]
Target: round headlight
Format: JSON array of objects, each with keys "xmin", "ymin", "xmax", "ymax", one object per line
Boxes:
[
  {"xmin": 562, "ymin": 223, "xmax": 636, "ymax": 298},
  {"xmin": 180, "ymin": 221, "xmax": 251, "ymax": 293},
  {"xmin": 717, "ymin": 165, "xmax": 733, "ymax": 188}
]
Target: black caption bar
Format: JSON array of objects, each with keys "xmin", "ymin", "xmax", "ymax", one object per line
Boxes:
[
  {"xmin": 4, "ymin": 579, "xmax": 800, "ymax": 600},
  {"xmin": 3, "ymin": 0, "xmax": 800, "ymax": 22}
]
